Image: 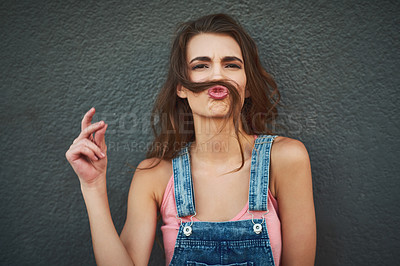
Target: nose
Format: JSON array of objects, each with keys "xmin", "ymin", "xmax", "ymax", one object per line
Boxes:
[{"xmin": 210, "ymin": 65, "xmax": 224, "ymax": 80}]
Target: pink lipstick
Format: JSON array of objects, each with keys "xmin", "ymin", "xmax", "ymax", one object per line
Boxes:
[{"xmin": 208, "ymin": 86, "xmax": 229, "ymax": 100}]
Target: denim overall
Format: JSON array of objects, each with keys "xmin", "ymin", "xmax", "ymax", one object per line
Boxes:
[{"xmin": 169, "ymin": 135, "xmax": 277, "ymax": 266}]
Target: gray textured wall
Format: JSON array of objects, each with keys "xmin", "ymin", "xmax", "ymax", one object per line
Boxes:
[{"xmin": 1, "ymin": 0, "xmax": 399, "ymax": 265}]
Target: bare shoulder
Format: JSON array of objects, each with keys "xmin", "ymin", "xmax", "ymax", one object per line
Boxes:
[
  {"xmin": 121, "ymin": 158, "xmax": 172, "ymax": 263},
  {"xmin": 270, "ymin": 136, "xmax": 312, "ymax": 197},
  {"xmin": 131, "ymin": 158, "xmax": 172, "ymax": 208},
  {"xmin": 135, "ymin": 158, "xmax": 172, "ymax": 177},
  {"xmin": 271, "ymin": 136, "xmax": 310, "ymax": 166},
  {"xmin": 271, "ymin": 137, "xmax": 316, "ymax": 264}
]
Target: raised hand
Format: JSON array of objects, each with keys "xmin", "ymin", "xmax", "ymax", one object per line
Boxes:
[{"xmin": 66, "ymin": 108, "xmax": 108, "ymax": 185}]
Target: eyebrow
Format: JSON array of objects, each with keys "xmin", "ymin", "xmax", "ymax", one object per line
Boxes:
[{"xmin": 189, "ymin": 56, "xmax": 243, "ymax": 64}]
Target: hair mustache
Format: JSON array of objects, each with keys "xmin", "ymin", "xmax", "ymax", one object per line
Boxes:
[{"xmin": 179, "ymin": 79, "xmax": 241, "ymax": 98}]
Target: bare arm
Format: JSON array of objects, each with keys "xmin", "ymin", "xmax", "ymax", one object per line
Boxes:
[
  {"xmin": 272, "ymin": 137, "xmax": 316, "ymax": 266},
  {"xmin": 81, "ymin": 160, "xmax": 160, "ymax": 266},
  {"xmin": 66, "ymin": 108, "xmax": 158, "ymax": 266},
  {"xmin": 81, "ymin": 181, "xmax": 135, "ymax": 266},
  {"xmin": 120, "ymin": 159, "xmax": 164, "ymax": 265}
]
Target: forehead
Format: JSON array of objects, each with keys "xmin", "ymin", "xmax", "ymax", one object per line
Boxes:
[{"xmin": 186, "ymin": 33, "xmax": 243, "ymax": 61}]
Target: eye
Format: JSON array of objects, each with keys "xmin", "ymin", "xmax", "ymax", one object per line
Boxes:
[
  {"xmin": 191, "ymin": 64, "xmax": 209, "ymax": 70},
  {"xmin": 225, "ymin": 63, "xmax": 242, "ymax": 69}
]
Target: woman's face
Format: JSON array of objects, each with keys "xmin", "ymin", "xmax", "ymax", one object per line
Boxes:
[{"xmin": 177, "ymin": 33, "xmax": 247, "ymax": 118}]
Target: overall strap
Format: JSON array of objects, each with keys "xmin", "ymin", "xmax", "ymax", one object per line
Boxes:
[
  {"xmin": 249, "ymin": 135, "xmax": 277, "ymax": 211},
  {"xmin": 172, "ymin": 144, "xmax": 196, "ymax": 218}
]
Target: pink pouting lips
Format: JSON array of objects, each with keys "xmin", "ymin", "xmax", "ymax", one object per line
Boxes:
[{"xmin": 208, "ymin": 86, "xmax": 229, "ymax": 100}]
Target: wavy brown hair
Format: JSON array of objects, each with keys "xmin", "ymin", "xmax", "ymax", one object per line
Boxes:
[{"xmin": 146, "ymin": 13, "xmax": 280, "ymax": 162}]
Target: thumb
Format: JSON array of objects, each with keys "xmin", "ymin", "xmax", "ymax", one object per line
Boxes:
[{"xmin": 94, "ymin": 124, "xmax": 108, "ymax": 152}]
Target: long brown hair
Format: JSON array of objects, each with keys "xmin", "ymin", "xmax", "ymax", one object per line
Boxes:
[{"xmin": 146, "ymin": 13, "xmax": 280, "ymax": 162}]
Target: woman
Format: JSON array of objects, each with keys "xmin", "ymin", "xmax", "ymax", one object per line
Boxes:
[{"xmin": 66, "ymin": 14, "xmax": 316, "ymax": 265}]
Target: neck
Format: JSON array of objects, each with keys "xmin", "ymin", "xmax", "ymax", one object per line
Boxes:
[{"xmin": 190, "ymin": 116, "xmax": 254, "ymax": 163}]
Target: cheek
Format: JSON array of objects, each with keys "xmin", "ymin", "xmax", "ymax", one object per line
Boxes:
[
  {"xmin": 186, "ymin": 91, "xmax": 207, "ymax": 107},
  {"xmin": 188, "ymin": 71, "xmax": 208, "ymax": 83},
  {"xmin": 238, "ymin": 74, "xmax": 247, "ymax": 93},
  {"xmin": 238, "ymin": 74, "xmax": 247, "ymax": 101},
  {"xmin": 241, "ymin": 71, "xmax": 247, "ymax": 85}
]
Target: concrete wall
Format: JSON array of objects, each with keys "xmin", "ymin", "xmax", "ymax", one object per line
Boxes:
[{"xmin": 1, "ymin": 0, "xmax": 399, "ymax": 265}]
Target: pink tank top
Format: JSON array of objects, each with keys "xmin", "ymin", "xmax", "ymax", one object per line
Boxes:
[{"xmin": 160, "ymin": 175, "xmax": 282, "ymax": 265}]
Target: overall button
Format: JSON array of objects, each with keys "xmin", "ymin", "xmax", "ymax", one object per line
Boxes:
[
  {"xmin": 183, "ymin": 225, "xmax": 192, "ymax": 236},
  {"xmin": 253, "ymin": 223, "xmax": 262, "ymax": 234}
]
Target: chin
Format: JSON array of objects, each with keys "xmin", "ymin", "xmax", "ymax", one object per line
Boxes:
[
  {"xmin": 208, "ymin": 102, "xmax": 230, "ymax": 115},
  {"xmin": 209, "ymin": 109, "xmax": 230, "ymax": 118}
]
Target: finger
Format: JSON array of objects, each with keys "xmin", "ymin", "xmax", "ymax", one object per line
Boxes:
[
  {"xmin": 67, "ymin": 143, "xmax": 99, "ymax": 162},
  {"xmin": 81, "ymin": 107, "xmax": 96, "ymax": 131},
  {"xmin": 80, "ymin": 146, "xmax": 99, "ymax": 161},
  {"xmin": 81, "ymin": 138, "xmax": 106, "ymax": 159},
  {"xmin": 68, "ymin": 139, "xmax": 106, "ymax": 160},
  {"xmin": 77, "ymin": 121, "xmax": 105, "ymax": 141},
  {"xmin": 94, "ymin": 123, "xmax": 108, "ymax": 151}
]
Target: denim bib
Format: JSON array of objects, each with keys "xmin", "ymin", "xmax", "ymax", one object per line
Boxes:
[{"xmin": 170, "ymin": 135, "xmax": 277, "ymax": 266}]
